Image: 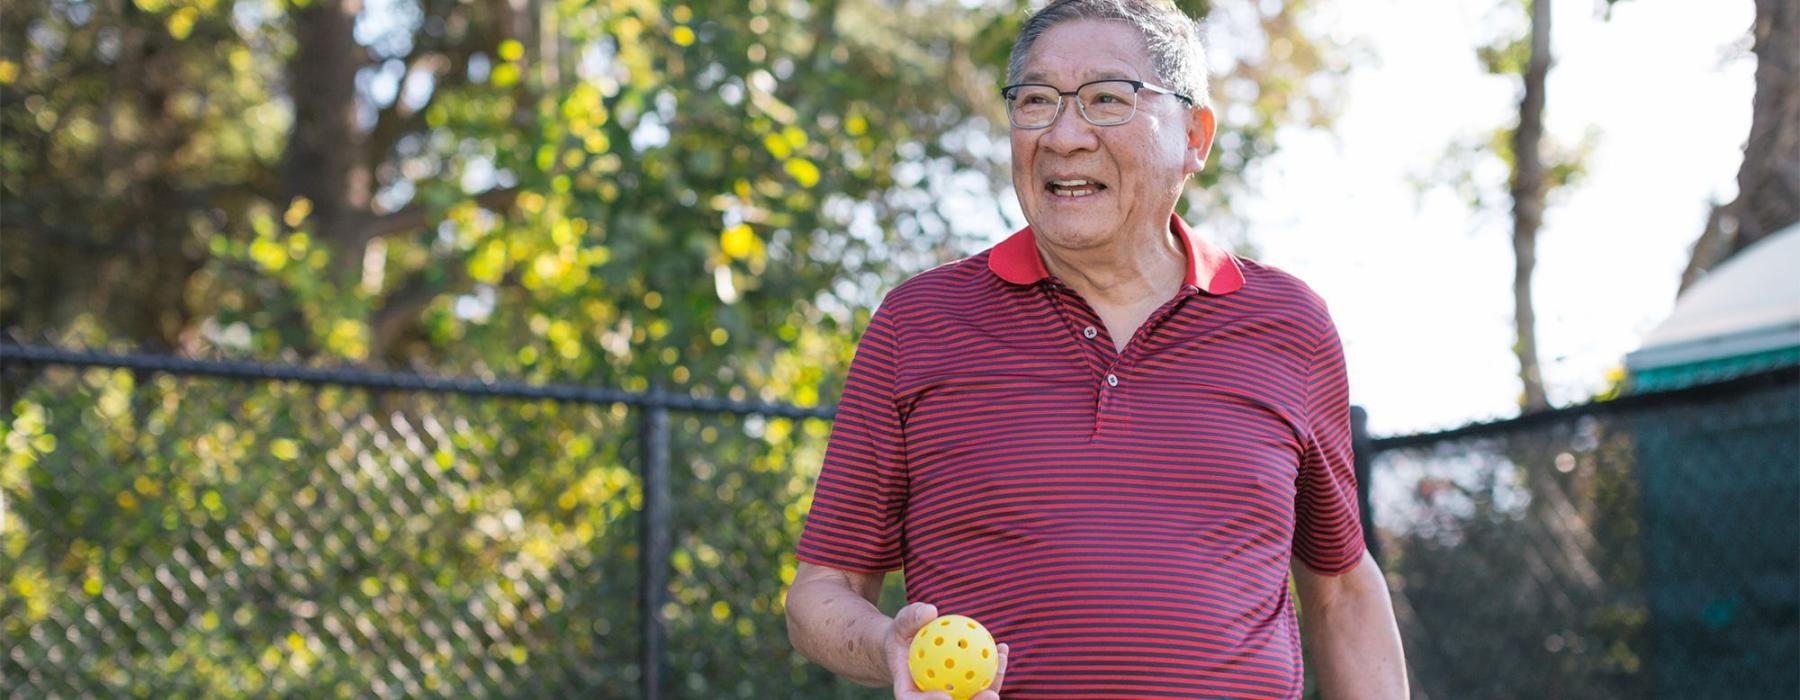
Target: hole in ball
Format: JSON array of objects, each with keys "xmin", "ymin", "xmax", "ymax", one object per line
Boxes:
[
  {"xmin": 981, "ymin": 649, "xmax": 990, "ymax": 659},
  {"xmin": 957, "ymin": 639, "xmax": 968, "ymax": 649},
  {"xmin": 934, "ymin": 637, "xmax": 944, "ymax": 646},
  {"xmin": 945, "ymin": 658, "xmax": 956, "ymax": 669}
]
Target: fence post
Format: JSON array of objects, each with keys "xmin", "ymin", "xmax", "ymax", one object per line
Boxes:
[
  {"xmin": 1350, "ymin": 405, "xmax": 1379, "ymax": 562},
  {"xmin": 639, "ymin": 394, "xmax": 671, "ymax": 700}
]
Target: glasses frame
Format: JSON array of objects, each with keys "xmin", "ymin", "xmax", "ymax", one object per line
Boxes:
[{"xmin": 999, "ymin": 79, "xmax": 1197, "ymax": 129}]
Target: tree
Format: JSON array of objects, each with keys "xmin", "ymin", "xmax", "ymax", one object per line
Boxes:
[
  {"xmin": 1676, "ymin": 0, "xmax": 1798, "ymax": 291},
  {"xmin": 1425, "ymin": 0, "xmax": 1592, "ymax": 412},
  {"xmin": 1510, "ymin": 0, "xmax": 1553, "ymax": 412},
  {"xmin": 4, "ymin": 0, "xmax": 1352, "ymax": 376}
]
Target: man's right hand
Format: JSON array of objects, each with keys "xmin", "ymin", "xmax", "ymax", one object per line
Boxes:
[{"xmin": 884, "ymin": 602, "xmax": 1009, "ymax": 700}]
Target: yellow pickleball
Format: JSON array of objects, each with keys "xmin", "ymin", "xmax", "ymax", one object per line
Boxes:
[{"xmin": 908, "ymin": 614, "xmax": 998, "ymax": 700}]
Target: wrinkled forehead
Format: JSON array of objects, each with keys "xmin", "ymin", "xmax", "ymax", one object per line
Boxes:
[{"xmin": 1016, "ymin": 20, "xmax": 1156, "ymax": 85}]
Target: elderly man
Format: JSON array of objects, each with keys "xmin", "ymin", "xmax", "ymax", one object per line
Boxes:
[{"xmin": 785, "ymin": 1, "xmax": 1408, "ymax": 697}]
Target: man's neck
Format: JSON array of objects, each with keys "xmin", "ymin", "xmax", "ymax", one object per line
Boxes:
[{"xmin": 1038, "ymin": 224, "xmax": 1187, "ymax": 308}]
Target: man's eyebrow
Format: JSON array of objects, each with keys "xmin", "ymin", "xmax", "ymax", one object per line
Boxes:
[{"xmin": 1016, "ymin": 68, "xmax": 1138, "ymax": 84}]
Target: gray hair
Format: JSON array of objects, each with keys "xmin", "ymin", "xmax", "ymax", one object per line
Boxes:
[{"xmin": 1006, "ymin": 0, "xmax": 1210, "ymax": 108}]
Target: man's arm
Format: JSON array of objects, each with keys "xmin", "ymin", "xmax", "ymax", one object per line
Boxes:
[
  {"xmin": 784, "ymin": 562, "xmax": 894, "ymax": 687},
  {"xmin": 1292, "ymin": 550, "xmax": 1408, "ymax": 699},
  {"xmin": 787, "ymin": 562, "xmax": 1005, "ymax": 698}
]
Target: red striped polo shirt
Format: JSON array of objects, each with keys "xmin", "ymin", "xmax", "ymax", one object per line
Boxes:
[{"xmin": 796, "ymin": 214, "xmax": 1365, "ymax": 699}]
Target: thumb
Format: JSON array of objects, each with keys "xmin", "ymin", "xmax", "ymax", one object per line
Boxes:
[{"xmin": 893, "ymin": 602, "xmax": 940, "ymax": 640}]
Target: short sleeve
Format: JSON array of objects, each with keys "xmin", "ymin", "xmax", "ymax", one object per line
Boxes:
[
  {"xmin": 1291, "ymin": 321, "xmax": 1367, "ymax": 575},
  {"xmin": 795, "ymin": 305, "xmax": 909, "ymax": 573}
]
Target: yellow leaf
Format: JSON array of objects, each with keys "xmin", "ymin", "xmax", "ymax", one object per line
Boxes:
[
  {"xmin": 784, "ymin": 158, "xmax": 820, "ymax": 188},
  {"xmin": 782, "ymin": 125, "xmax": 807, "ymax": 149},
  {"xmin": 283, "ymin": 197, "xmax": 313, "ymax": 227},
  {"xmin": 761, "ymin": 133, "xmax": 790, "ymax": 160},
  {"xmin": 720, "ymin": 224, "xmax": 755, "ymax": 259},
  {"xmin": 498, "ymin": 39, "xmax": 525, "ymax": 62},
  {"xmin": 0, "ymin": 60, "xmax": 18, "ymax": 85},
  {"xmin": 468, "ymin": 240, "xmax": 507, "ymax": 284},
  {"xmin": 249, "ymin": 238, "xmax": 288, "ymax": 272},
  {"xmin": 271, "ymin": 438, "xmax": 299, "ymax": 461},
  {"xmin": 492, "ymin": 64, "xmax": 520, "ymax": 88},
  {"xmin": 166, "ymin": 8, "xmax": 196, "ymax": 39},
  {"xmin": 672, "ymin": 26, "xmax": 696, "ymax": 47}
]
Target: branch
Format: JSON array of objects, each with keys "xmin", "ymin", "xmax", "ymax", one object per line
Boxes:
[
  {"xmin": 369, "ymin": 263, "xmax": 469, "ymax": 364},
  {"xmin": 360, "ymin": 186, "xmax": 521, "ymax": 242}
]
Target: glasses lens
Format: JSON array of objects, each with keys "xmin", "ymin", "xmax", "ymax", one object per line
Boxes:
[
  {"xmin": 1007, "ymin": 85, "xmax": 1061, "ymax": 128},
  {"xmin": 1078, "ymin": 81, "xmax": 1137, "ymax": 125}
]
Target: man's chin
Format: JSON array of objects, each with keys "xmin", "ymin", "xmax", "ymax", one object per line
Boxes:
[{"xmin": 1031, "ymin": 222, "xmax": 1117, "ymax": 251}]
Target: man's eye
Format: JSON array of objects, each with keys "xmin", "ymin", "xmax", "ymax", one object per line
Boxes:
[{"xmin": 1024, "ymin": 95, "xmax": 1053, "ymax": 105}]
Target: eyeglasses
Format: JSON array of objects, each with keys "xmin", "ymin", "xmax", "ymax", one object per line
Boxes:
[{"xmin": 999, "ymin": 79, "xmax": 1195, "ymax": 129}]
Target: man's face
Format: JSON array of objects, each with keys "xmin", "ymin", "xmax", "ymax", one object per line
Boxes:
[{"xmin": 1009, "ymin": 19, "xmax": 1215, "ymax": 252}]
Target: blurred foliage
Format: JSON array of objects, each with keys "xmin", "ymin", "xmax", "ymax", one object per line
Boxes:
[
  {"xmin": 2, "ymin": 0, "xmax": 1348, "ymax": 370},
  {"xmin": 2, "ymin": 0, "xmax": 1352, "ymax": 693},
  {"xmin": 1414, "ymin": 0, "xmax": 1596, "ymax": 222}
]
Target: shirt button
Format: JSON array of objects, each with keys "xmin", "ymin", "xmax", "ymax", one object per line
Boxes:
[
  {"xmin": 1082, "ymin": 326, "xmax": 1098, "ymax": 339},
  {"xmin": 1106, "ymin": 373, "xmax": 1119, "ymax": 387}
]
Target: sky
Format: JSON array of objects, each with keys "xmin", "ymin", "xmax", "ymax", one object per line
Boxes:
[{"xmin": 984, "ymin": 0, "xmax": 1758, "ymax": 436}]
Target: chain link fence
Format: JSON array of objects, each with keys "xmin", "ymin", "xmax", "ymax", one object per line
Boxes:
[
  {"xmin": 0, "ymin": 344, "xmax": 896, "ymax": 699},
  {"xmin": 1371, "ymin": 367, "xmax": 1798, "ymax": 699},
  {"xmin": 4, "ymin": 343, "xmax": 1795, "ymax": 698}
]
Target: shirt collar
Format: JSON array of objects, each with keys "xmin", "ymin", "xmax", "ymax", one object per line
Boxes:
[{"xmin": 987, "ymin": 214, "xmax": 1245, "ymax": 295}]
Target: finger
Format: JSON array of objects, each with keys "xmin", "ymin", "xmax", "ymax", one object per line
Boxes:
[
  {"xmin": 989, "ymin": 643, "xmax": 1009, "ymax": 690},
  {"xmin": 891, "ymin": 670, "xmax": 954, "ymax": 700},
  {"xmin": 893, "ymin": 602, "xmax": 940, "ymax": 639}
]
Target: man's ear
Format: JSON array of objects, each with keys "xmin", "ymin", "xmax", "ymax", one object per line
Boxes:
[{"xmin": 1184, "ymin": 105, "xmax": 1217, "ymax": 176}]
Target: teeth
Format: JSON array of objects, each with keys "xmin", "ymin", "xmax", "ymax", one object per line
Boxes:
[{"xmin": 1049, "ymin": 179, "xmax": 1099, "ymax": 197}]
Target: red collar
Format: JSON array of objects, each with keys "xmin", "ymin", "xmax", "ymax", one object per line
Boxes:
[{"xmin": 987, "ymin": 214, "xmax": 1245, "ymax": 295}]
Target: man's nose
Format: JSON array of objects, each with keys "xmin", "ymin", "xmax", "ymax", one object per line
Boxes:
[{"xmin": 1041, "ymin": 100, "xmax": 1099, "ymax": 153}]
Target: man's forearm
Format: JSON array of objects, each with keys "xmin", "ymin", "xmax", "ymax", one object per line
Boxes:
[
  {"xmin": 1301, "ymin": 554, "xmax": 1408, "ymax": 699},
  {"xmin": 784, "ymin": 578, "xmax": 894, "ymax": 687}
]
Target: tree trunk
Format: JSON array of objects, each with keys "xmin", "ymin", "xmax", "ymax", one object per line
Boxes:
[
  {"xmin": 285, "ymin": 0, "xmax": 370, "ymax": 267},
  {"xmin": 1679, "ymin": 0, "xmax": 1799, "ymax": 292},
  {"xmin": 1510, "ymin": 0, "xmax": 1552, "ymax": 411}
]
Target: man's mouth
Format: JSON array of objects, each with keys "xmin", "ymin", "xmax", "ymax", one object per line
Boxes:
[{"xmin": 1047, "ymin": 179, "xmax": 1108, "ymax": 198}]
